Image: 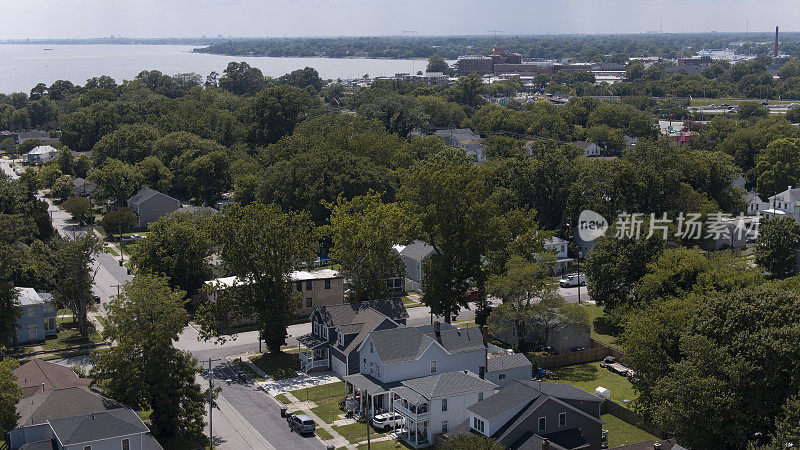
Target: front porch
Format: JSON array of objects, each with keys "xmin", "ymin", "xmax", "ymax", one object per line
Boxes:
[
  {"xmin": 391, "ymin": 387, "xmax": 431, "ymax": 448},
  {"xmin": 342, "ymin": 373, "xmax": 401, "ymax": 419},
  {"xmin": 298, "ymin": 333, "xmax": 330, "ymax": 373}
]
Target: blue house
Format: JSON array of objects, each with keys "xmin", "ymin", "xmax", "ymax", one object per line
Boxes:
[{"xmin": 14, "ymin": 288, "xmax": 57, "ymax": 345}]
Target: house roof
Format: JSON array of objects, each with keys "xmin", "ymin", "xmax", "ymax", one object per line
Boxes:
[
  {"xmin": 571, "ymin": 141, "xmax": 594, "ymax": 149},
  {"xmin": 486, "ymin": 353, "xmax": 532, "ymax": 373},
  {"xmin": 16, "ymin": 287, "xmax": 45, "ymax": 306},
  {"xmin": 343, "ymin": 373, "xmax": 401, "ymax": 395},
  {"xmin": 399, "ymin": 370, "xmax": 497, "ymax": 400},
  {"xmin": 433, "ymin": 128, "xmax": 479, "ymax": 143},
  {"xmin": 27, "ymin": 145, "xmax": 58, "ymax": 156},
  {"xmin": 770, "ymin": 187, "xmax": 800, "ymax": 203},
  {"xmin": 127, "ymin": 187, "xmax": 178, "ymax": 206},
  {"xmin": 290, "ymin": 269, "xmax": 343, "ymax": 281},
  {"xmin": 18, "ymin": 440, "xmax": 58, "ymax": 450},
  {"xmin": 544, "ymin": 236, "xmax": 569, "ymax": 247},
  {"xmin": 317, "ymin": 299, "xmax": 408, "ymax": 328},
  {"xmin": 49, "ymin": 408, "xmax": 149, "ymax": 446},
  {"xmin": 468, "ymin": 379, "xmax": 602, "ymax": 421},
  {"xmin": 610, "ymin": 439, "xmax": 685, "ymax": 450},
  {"xmin": 426, "ymin": 326, "xmax": 486, "ymax": 355},
  {"xmin": 16, "ymin": 387, "xmax": 121, "ymax": 426},
  {"xmin": 399, "ymin": 240, "xmax": 436, "ymax": 261},
  {"xmin": 391, "ymin": 385, "xmax": 428, "ymax": 405},
  {"xmin": 297, "ymin": 333, "xmax": 328, "ymax": 349},
  {"xmin": 368, "ymin": 324, "xmax": 484, "ymax": 364},
  {"xmin": 13, "ymin": 359, "xmax": 90, "ymax": 398}
]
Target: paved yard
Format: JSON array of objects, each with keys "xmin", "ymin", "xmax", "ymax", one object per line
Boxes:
[{"xmin": 259, "ymin": 372, "xmax": 342, "ymax": 396}]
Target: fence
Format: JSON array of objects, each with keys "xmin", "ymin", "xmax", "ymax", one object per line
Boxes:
[
  {"xmin": 602, "ymin": 399, "xmax": 664, "ymax": 438},
  {"xmin": 530, "ymin": 338, "xmax": 627, "ymax": 368}
]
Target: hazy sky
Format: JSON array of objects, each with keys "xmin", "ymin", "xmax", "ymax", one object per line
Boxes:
[{"xmin": 3, "ymin": 0, "xmax": 799, "ymax": 39}]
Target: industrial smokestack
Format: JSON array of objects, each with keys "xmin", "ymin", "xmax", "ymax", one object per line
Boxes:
[{"xmin": 775, "ymin": 26, "xmax": 779, "ymax": 58}]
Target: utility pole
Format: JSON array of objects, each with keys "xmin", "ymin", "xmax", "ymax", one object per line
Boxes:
[
  {"xmin": 118, "ymin": 226, "xmax": 124, "ymax": 267},
  {"xmin": 204, "ymin": 357, "xmax": 221, "ymax": 448},
  {"xmin": 365, "ymin": 389, "xmax": 370, "ymax": 450}
]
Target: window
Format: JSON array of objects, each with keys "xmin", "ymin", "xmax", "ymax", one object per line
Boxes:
[
  {"xmin": 441, "ymin": 399, "xmax": 447, "ymax": 412},
  {"xmin": 27, "ymin": 308, "xmax": 34, "ymax": 318},
  {"xmin": 498, "ymin": 373, "xmax": 506, "ymax": 380},
  {"xmin": 295, "ymin": 281, "xmax": 302, "ymax": 292},
  {"xmin": 306, "ymin": 298, "xmax": 313, "ymax": 307},
  {"xmin": 338, "ymin": 333, "xmax": 344, "ymax": 346},
  {"xmin": 478, "ymin": 392, "xmax": 484, "ymax": 401},
  {"xmin": 325, "ymin": 279, "xmax": 331, "ymax": 289},
  {"xmin": 538, "ymin": 416, "xmax": 546, "ymax": 432},
  {"xmin": 363, "ymin": 357, "xmax": 366, "ymax": 369},
  {"xmin": 430, "ymin": 360, "xmax": 437, "ymax": 373},
  {"xmin": 84, "ymin": 446, "xmax": 92, "ymax": 450},
  {"xmin": 122, "ymin": 438, "xmax": 130, "ymax": 450},
  {"xmin": 559, "ymin": 412, "xmax": 566, "ymax": 427},
  {"xmin": 377, "ymin": 365, "xmax": 381, "ymax": 378},
  {"xmin": 370, "ymin": 342, "xmax": 374, "ymax": 353},
  {"xmin": 442, "ymin": 420, "xmax": 448, "ymax": 433},
  {"xmin": 370, "ymin": 362, "xmax": 373, "ymax": 375},
  {"xmin": 472, "ymin": 417, "xmax": 485, "ymax": 434},
  {"xmin": 306, "ymin": 280, "xmax": 313, "ymax": 290}
]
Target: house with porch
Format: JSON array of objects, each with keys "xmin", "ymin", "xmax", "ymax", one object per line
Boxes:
[
  {"xmin": 538, "ymin": 237, "xmax": 573, "ymax": 275},
  {"xmin": 391, "ymin": 370, "xmax": 497, "ymax": 448},
  {"xmin": 297, "ymin": 299, "xmax": 409, "ymax": 376},
  {"xmin": 13, "ymin": 288, "xmax": 57, "ymax": 345},
  {"xmin": 442, "ymin": 380, "xmax": 605, "ymax": 450},
  {"xmin": 764, "ymin": 186, "xmax": 800, "ymax": 222}
]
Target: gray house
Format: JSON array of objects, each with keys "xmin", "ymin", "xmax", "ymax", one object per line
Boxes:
[
  {"xmin": 394, "ymin": 240, "xmax": 437, "ymax": 290},
  {"xmin": 485, "ymin": 352, "xmax": 532, "ymax": 389},
  {"xmin": 13, "ymin": 288, "xmax": 57, "ymax": 345},
  {"xmin": 444, "ymin": 380, "xmax": 605, "ymax": 450},
  {"xmin": 72, "ymin": 178, "xmax": 96, "ymax": 197},
  {"xmin": 298, "ymin": 299, "xmax": 409, "ymax": 377},
  {"xmin": 126, "ymin": 187, "xmax": 180, "ymax": 228},
  {"xmin": 9, "ymin": 386, "xmax": 162, "ymax": 450},
  {"xmin": 495, "ymin": 315, "xmax": 590, "ymax": 355}
]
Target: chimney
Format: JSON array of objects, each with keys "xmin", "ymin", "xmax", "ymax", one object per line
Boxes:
[
  {"xmin": 542, "ymin": 437, "xmax": 550, "ymax": 450},
  {"xmin": 41, "ymin": 383, "xmax": 45, "ymax": 392},
  {"xmin": 775, "ymin": 26, "xmax": 779, "ymax": 58},
  {"xmin": 91, "ymin": 412, "xmax": 95, "ymax": 420},
  {"xmin": 654, "ymin": 443, "xmax": 662, "ymax": 450},
  {"xmin": 434, "ymin": 321, "xmax": 440, "ymax": 334}
]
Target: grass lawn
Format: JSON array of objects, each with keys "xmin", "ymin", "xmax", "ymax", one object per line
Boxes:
[
  {"xmin": 401, "ymin": 296, "xmax": 419, "ymax": 307},
  {"xmin": 290, "ymin": 381, "xmax": 345, "ymax": 405},
  {"xmin": 549, "ymin": 362, "xmax": 638, "ymax": 406},
  {"xmin": 251, "ymin": 351, "xmax": 301, "ymax": 380},
  {"xmin": 583, "ymin": 304, "xmax": 620, "ymax": 348},
  {"xmin": 40, "ymin": 320, "xmax": 104, "ymax": 351},
  {"xmin": 602, "ymin": 414, "xmax": 657, "ymax": 448},
  {"xmin": 316, "ymin": 428, "xmax": 334, "ymax": 441},
  {"xmin": 275, "ymin": 393, "xmax": 291, "ymax": 404},
  {"xmin": 357, "ymin": 439, "xmax": 419, "ymax": 450},
  {"xmin": 311, "ymin": 399, "xmax": 345, "ymax": 424},
  {"xmin": 232, "ymin": 359, "xmax": 266, "ymax": 382},
  {"xmin": 333, "ymin": 422, "xmax": 389, "ymax": 444}
]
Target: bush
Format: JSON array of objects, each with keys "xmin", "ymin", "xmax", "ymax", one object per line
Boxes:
[{"xmin": 101, "ymin": 208, "xmax": 137, "ymax": 234}]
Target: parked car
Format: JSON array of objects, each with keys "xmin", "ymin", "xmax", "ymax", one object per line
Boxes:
[
  {"xmin": 559, "ymin": 273, "xmax": 586, "ymax": 287},
  {"xmin": 289, "ymin": 413, "xmax": 316, "ymax": 434},
  {"xmin": 372, "ymin": 412, "xmax": 403, "ymax": 431},
  {"xmin": 93, "ymin": 295, "xmax": 101, "ymax": 304}
]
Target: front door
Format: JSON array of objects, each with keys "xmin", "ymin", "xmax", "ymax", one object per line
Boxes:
[{"xmin": 28, "ymin": 324, "xmax": 38, "ymax": 341}]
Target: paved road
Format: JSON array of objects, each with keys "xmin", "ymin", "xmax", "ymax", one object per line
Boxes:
[{"xmin": 0, "ymin": 157, "xmax": 20, "ymax": 179}]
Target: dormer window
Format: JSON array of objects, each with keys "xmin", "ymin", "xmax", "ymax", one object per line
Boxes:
[
  {"xmin": 338, "ymin": 332, "xmax": 343, "ymax": 346},
  {"xmin": 370, "ymin": 342, "xmax": 374, "ymax": 353}
]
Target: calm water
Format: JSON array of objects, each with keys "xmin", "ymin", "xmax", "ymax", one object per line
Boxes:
[{"xmin": 0, "ymin": 44, "xmax": 435, "ymax": 94}]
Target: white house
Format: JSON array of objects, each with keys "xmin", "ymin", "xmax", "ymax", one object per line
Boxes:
[
  {"xmin": 393, "ymin": 240, "xmax": 437, "ymax": 291},
  {"xmin": 746, "ymin": 191, "xmax": 768, "ymax": 216},
  {"xmin": 539, "ymin": 236, "xmax": 572, "ymax": 274},
  {"xmin": 765, "ymin": 186, "xmax": 800, "ymax": 222},
  {"xmin": 572, "ymin": 141, "xmax": 602, "ymax": 157},
  {"xmin": 391, "ymin": 370, "xmax": 497, "ymax": 448},
  {"xmin": 25, "ymin": 145, "xmax": 58, "ymax": 164}
]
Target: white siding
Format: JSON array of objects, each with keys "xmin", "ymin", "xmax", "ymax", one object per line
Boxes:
[
  {"xmin": 426, "ymin": 389, "xmax": 496, "ymax": 441},
  {"xmin": 360, "ymin": 338, "xmax": 486, "ymax": 383}
]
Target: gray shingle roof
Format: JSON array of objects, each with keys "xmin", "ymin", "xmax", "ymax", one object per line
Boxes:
[
  {"xmin": 18, "ymin": 440, "xmax": 57, "ymax": 450},
  {"xmin": 16, "ymin": 387, "xmax": 121, "ymax": 426},
  {"xmin": 127, "ymin": 187, "xmax": 160, "ymax": 205},
  {"xmin": 317, "ymin": 299, "xmax": 408, "ymax": 328},
  {"xmin": 426, "ymin": 327, "xmax": 485, "ymax": 355},
  {"xmin": 16, "ymin": 287, "xmax": 45, "ymax": 306},
  {"xmin": 13, "ymin": 359, "xmax": 90, "ymax": 398},
  {"xmin": 468, "ymin": 379, "xmax": 542, "ymax": 420},
  {"xmin": 400, "ymin": 371, "xmax": 497, "ymax": 400},
  {"xmin": 49, "ymin": 408, "xmax": 148, "ymax": 446},
  {"xmin": 369, "ymin": 327, "xmax": 433, "ymax": 364},
  {"xmin": 343, "ymin": 373, "xmax": 401, "ymax": 395},
  {"xmin": 486, "ymin": 353, "xmax": 532, "ymax": 373},
  {"xmin": 391, "ymin": 385, "xmax": 428, "ymax": 405},
  {"xmin": 399, "ymin": 240, "xmax": 436, "ymax": 261}
]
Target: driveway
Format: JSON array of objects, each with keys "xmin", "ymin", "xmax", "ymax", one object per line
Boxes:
[{"xmin": 258, "ymin": 372, "xmax": 341, "ymax": 396}]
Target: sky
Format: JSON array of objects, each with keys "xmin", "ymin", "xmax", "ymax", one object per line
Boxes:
[{"xmin": 3, "ymin": 0, "xmax": 800, "ymax": 39}]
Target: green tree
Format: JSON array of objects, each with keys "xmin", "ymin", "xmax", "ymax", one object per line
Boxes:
[
  {"xmin": 277, "ymin": 67, "xmax": 324, "ymax": 92},
  {"xmin": 38, "ymin": 164, "xmax": 62, "ymax": 189},
  {"xmin": 52, "ymin": 235, "xmax": 103, "ymax": 338},
  {"xmin": 244, "ymin": 85, "xmax": 314, "ymax": 146},
  {"xmin": 325, "ymin": 191, "xmax": 418, "ymax": 303},
  {"xmin": 219, "ymin": 61, "xmax": 267, "ymax": 96},
  {"xmin": 136, "ymin": 156, "xmax": 174, "ymax": 192},
  {"xmin": 755, "ymin": 217, "xmax": 800, "ymax": 278},
  {"xmin": 0, "ymin": 138, "xmax": 16, "ymax": 157},
  {"xmin": 131, "ymin": 212, "xmax": 212, "ymax": 296},
  {"xmin": 17, "ymin": 139, "xmax": 42, "ymax": 155},
  {"xmin": 91, "ymin": 275, "xmax": 209, "ymax": 440},
  {"xmin": 51, "ymin": 174, "xmax": 74, "ymax": 201},
  {"xmin": 440, "ymin": 434, "xmax": 504, "ymax": 450},
  {"xmin": 0, "ymin": 358, "xmax": 22, "ymax": 434},
  {"xmin": 738, "ymin": 101, "xmax": 769, "ymax": 120},
  {"xmin": 358, "ymin": 93, "xmax": 428, "ymax": 137},
  {"xmin": 626, "ymin": 61, "xmax": 646, "ymax": 80},
  {"xmin": 73, "ymin": 154, "xmax": 92, "ymax": 179},
  {"xmin": 0, "ymin": 280, "xmax": 20, "ymax": 345},
  {"xmin": 771, "ymin": 395, "xmax": 800, "ymax": 448},
  {"xmin": 89, "ymin": 159, "xmax": 143, "ymax": 206},
  {"xmin": 787, "ymin": 106, "xmax": 800, "ymax": 123},
  {"xmin": 91, "ymin": 123, "xmax": 160, "ymax": 165},
  {"xmin": 62, "ymin": 196, "xmax": 91, "ymax": 225},
  {"xmin": 426, "ymin": 54, "xmax": 452, "ymax": 75},
  {"xmin": 56, "ymin": 147, "xmax": 74, "ymax": 175},
  {"xmin": 753, "ymin": 138, "xmax": 800, "ymax": 199},
  {"xmin": 100, "ymin": 208, "xmax": 137, "ymax": 235},
  {"xmin": 448, "ymin": 72, "xmax": 488, "ymax": 108},
  {"xmin": 198, "ymin": 202, "xmax": 315, "ymax": 352},
  {"xmin": 184, "ymin": 151, "xmax": 230, "ymax": 205}
]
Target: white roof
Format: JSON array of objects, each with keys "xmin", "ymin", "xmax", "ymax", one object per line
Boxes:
[
  {"xmin": 16, "ymin": 287, "xmax": 45, "ymax": 306},
  {"xmin": 544, "ymin": 236, "xmax": 569, "ymax": 246},
  {"xmin": 27, "ymin": 145, "xmax": 58, "ymax": 155},
  {"xmin": 205, "ymin": 269, "xmax": 341, "ymax": 288}
]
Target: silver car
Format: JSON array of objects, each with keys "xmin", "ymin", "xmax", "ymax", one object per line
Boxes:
[{"xmin": 290, "ymin": 413, "xmax": 316, "ymax": 434}]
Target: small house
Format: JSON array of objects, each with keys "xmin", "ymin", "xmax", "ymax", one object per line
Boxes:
[
  {"xmin": 126, "ymin": 187, "xmax": 181, "ymax": 228},
  {"xmin": 24, "ymin": 145, "xmax": 58, "ymax": 164},
  {"xmin": 394, "ymin": 240, "xmax": 437, "ymax": 291},
  {"xmin": 13, "ymin": 288, "xmax": 57, "ymax": 345}
]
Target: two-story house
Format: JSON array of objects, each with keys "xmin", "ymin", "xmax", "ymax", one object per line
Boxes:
[
  {"xmin": 393, "ymin": 240, "xmax": 437, "ymax": 292},
  {"xmin": 13, "ymin": 288, "xmax": 57, "ymax": 345},
  {"xmin": 765, "ymin": 186, "xmax": 800, "ymax": 221},
  {"xmin": 443, "ymin": 380, "xmax": 604, "ymax": 450},
  {"xmin": 391, "ymin": 370, "xmax": 497, "ymax": 448},
  {"xmin": 540, "ymin": 237, "xmax": 572, "ymax": 274},
  {"xmin": 484, "ymin": 352, "xmax": 532, "ymax": 389},
  {"xmin": 126, "ymin": 187, "xmax": 181, "ymax": 228},
  {"xmin": 297, "ymin": 299, "xmax": 408, "ymax": 376}
]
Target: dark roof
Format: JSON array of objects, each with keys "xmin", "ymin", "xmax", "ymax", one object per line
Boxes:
[
  {"xmin": 611, "ymin": 439, "xmax": 684, "ymax": 450},
  {"xmin": 399, "ymin": 240, "xmax": 436, "ymax": 261},
  {"xmin": 16, "ymin": 387, "xmax": 122, "ymax": 426},
  {"xmin": 49, "ymin": 408, "xmax": 149, "ymax": 446},
  {"xmin": 425, "ymin": 326, "xmax": 486, "ymax": 355},
  {"xmin": 468, "ymin": 379, "xmax": 602, "ymax": 421},
  {"xmin": 487, "ymin": 353, "xmax": 532, "ymax": 373},
  {"xmin": 433, "ymin": 128, "xmax": 480, "ymax": 144},
  {"xmin": 511, "ymin": 432, "xmax": 570, "ymax": 450},
  {"xmin": 343, "ymin": 373, "xmax": 401, "ymax": 395},
  {"xmin": 127, "ymin": 187, "xmax": 160, "ymax": 205},
  {"xmin": 18, "ymin": 440, "xmax": 57, "ymax": 450},
  {"xmin": 520, "ymin": 380, "xmax": 602, "ymax": 403},
  {"xmin": 317, "ymin": 299, "xmax": 408, "ymax": 328},
  {"xmin": 13, "ymin": 359, "xmax": 91, "ymax": 398},
  {"xmin": 391, "ymin": 385, "xmax": 428, "ymax": 405},
  {"xmin": 400, "ymin": 370, "xmax": 497, "ymax": 400},
  {"xmin": 542, "ymin": 428, "xmax": 589, "ymax": 449},
  {"xmin": 369, "ymin": 327, "xmax": 433, "ymax": 364},
  {"xmin": 297, "ymin": 333, "xmax": 328, "ymax": 349}
]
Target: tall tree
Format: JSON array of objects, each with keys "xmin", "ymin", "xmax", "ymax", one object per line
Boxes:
[
  {"xmin": 0, "ymin": 279, "xmax": 20, "ymax": 345},
  {"xmin": 198, "ymin": 202, "xmax": 315, "ymax": 352},
  {"xmin": 753, "ymin": 138, "xmax": 800, "ymax": 199},
  {"xmin": 0, "ymin": 358, "xmax": 22, "ymax": 435},
  {"xmin": 52, "ymin": 235, "xmax": 103, "ymax": 338},
  {"xmin": 219, "ymin": 62, "xmax": 267, "ymax": 96},
  {"xmin": 131, "ymin": 212, "xmax": 212, "ymax": 297},
  {"xmin": 244, "ymin": 85, "xmax": 314, "ymax": 146},
  {"xmin": 325, "ymin": 191, "xmax": 418, "ymax": 303},
  {"xmin": 91, "ymin": 275, "xmax": 210, "ymax": 441},
  {"xmin": 755, "ymin": 217, "xmax": 800, "ymax": 278},
  {"xmin": 426, "ymin": 54, "xmax": 452, "ymax": 75},
  {"xmin": 89, "ymin": 159, "xmax": 143, "ymax": 206}
]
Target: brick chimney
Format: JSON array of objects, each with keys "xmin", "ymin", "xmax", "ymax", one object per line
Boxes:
[{"xmin": 542, "ymin": 437, "xmax": 549, "ymax": 450}]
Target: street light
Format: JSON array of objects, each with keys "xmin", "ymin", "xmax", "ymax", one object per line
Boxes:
[{"xmin": 118, "ymin": 226, "xmax": 124, "ymax": 267}]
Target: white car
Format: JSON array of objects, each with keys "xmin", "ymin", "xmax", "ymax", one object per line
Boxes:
[
  {"xmin": 372, "ymin": 412, "xmax": 403, "ymax": 431},
  {"xmin": 559, "ymin": 274, "xmax": 586, "ymax": 287}
]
